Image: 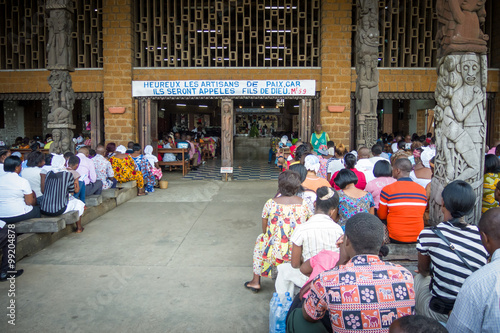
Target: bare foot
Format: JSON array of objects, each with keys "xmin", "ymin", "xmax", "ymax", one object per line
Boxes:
[{"xmin": 76, "ymin": 227, "xmax": 85, "ymax": 233}]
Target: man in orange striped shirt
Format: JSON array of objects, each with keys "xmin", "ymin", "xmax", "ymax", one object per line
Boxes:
[{"xmin": 378, "ymin": 158, "xmax": 427, "ymax": 243}]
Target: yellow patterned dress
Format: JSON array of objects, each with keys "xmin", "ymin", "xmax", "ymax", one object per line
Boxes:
[
  {"xmin": 109, "ymin": 155, "xmax": 144, "ymax": 189},
  {"xmin": 252, "ymin": 199, "xmax": 312, "ymax": 278},
  {"xmin": 482, "ymin": 172, "xmax": 500, "ymax": 213}
]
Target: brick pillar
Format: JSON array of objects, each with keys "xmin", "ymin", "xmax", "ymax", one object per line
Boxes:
[
  {"xmin": 102, "ymin": 0, "xmax": 135, "ymax": 145},
  {"xmin": 320, "ymin": 0, "xmax": 353, "ymax": 148}
]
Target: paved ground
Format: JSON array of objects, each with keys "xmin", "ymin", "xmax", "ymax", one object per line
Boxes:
[{"xmin": 0, "ymin": 177, "xmax": 279, "ymax": 332}]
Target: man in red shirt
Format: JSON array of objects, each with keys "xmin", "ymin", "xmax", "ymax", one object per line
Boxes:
[{"xmin": 378, "ymin": 158, "xmax": 427, "ymax": 243}]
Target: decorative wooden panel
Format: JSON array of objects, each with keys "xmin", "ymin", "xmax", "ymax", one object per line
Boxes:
[
  {"xmin": 352, "ymin": 0, "xmax": 492, "ymax": 68},
  {"xmin": 0, "ymin": 0, "xmax": 103, "ymax": 69},
  {"xmin": 134, "ymin": 0, "xmax": 320, "ymax": 67}
]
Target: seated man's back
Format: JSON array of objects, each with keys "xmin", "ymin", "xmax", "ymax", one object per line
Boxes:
[
  {"xmin": 378, "ymin": 158, "xmax": 426, "ymax": 243},
  {"xmin": 296, "ymin": 213, "xmax": 416, "ymax": 333}
]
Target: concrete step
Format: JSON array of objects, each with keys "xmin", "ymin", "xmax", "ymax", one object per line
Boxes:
[
  {"xmin": 86, "ymin": 194, "xmax": 103, "ymax": 207},
  {"xmin": 117, "ymin": 180, "xmax": 136, "ymax": 189},
  {"xmin": 15, "ymin": 217, "xmax": 66, "ymax": 233},
  {"xmin": 41, "ymin": 210, "xmax": 79, "ymax": 225},
  {"xmin": 102, "ymin": 188, "xmax": 120, "ymax": 199},
  {"xmin": 385, "ymin": 243, "xmax": 418, "ymax": 261}
]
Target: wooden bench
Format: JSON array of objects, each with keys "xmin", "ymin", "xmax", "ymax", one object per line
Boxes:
[
  {"xmin": 158, "ymin": 148, "xmax": 190, "ymax": 176},
  {"xmin": 14, "ymin": 210, "xmax": 79, "ymax": 233},
  {"xmin": 9, "ymin": 148, "xmax": 49, "ymax": 160}
]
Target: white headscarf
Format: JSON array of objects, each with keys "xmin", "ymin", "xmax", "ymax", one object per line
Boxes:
[
  {"xmin": 116, "ymin": 145, "xmax": 127, "ymax": 154},
  {"xmin": 51, "ymin": 154, "xmax": 67, "ymax": 173},
  {"xmin": 304, "ymin": 155, "xmax": 320, "ymax": 174},
  {"xmin": 421, "ymin": 148, "xmax": 435, "ymax": 168},
  {"xmin": 144, "ymin": 145, "xmax": 153, "ymax": 155}
]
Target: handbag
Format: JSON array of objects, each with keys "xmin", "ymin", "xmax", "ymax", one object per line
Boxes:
[{"xmin": 430, "ymin": 227, "xmax": 474, "ymax": 271}]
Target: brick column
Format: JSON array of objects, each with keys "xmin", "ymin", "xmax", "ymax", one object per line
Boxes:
[
  {"xmin": 320, "ymin": 0, "xmax": 353, "ymax": 148},
  {"xmin": 102, "ymin": 0, "xmax": 135, "ymax": 145}
]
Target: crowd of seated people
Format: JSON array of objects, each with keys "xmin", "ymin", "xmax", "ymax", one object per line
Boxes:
[{"xmin": 244, "ymin": 130, "xmax": 500, "ymax": 332}]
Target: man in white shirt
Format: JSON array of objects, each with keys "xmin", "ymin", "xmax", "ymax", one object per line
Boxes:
[
  {"xmin": 76, "ymin": 147, "xmax": 102, "ymax": 196},
  {"xmin": 391, "ymin": 135, "xmax": 402, "ymax": 153},
  {"xmin": 369, "ymin": 144, "xmax": 388, "ymax": 164},
  {"xmin": 0, "ymin": 156, "xmax": 40, "ymax": 223},
  {"xmin": 446, "ymin": 208, "xmax": 500, "ymax": 333},
  {"xmin": 355, "ymin": 146, "xmax": 375, "ymax": 183}
]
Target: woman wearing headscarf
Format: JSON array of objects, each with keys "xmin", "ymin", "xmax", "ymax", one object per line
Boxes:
[
  {"xmin": 144, "ymin": 145, "xmax": 163, "ymax": 181},
  {"xmin": 109, "ymin": 145, "xmax": 146, "ymax": 195},
  {"xmin": 301, "ymin": 155, "xmax": 331, "ymax": 193},
  {"xmin": 130, "ymin": 143, "xmax": 155, "ymax": 193},
  {"xmin": 40, "ymin": 154, "xmax": 86, "ymax": 233}
]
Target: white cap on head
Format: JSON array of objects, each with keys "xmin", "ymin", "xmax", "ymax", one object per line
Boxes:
[
  {"xmin": 116, "ymin": 145, "xmax": 127, "ymax": 154},
  {"xmin": 304, "ymin": 155, "xmax": 320, "ymax": 174},
  {"xmin": 421, "ymin": 148, "xmax": 435, "ymax": 168}
]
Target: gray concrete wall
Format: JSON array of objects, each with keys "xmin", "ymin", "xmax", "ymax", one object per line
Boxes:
[{"xmin": 234, "ymin": 136, "xmax": 271, "ymax": 160}]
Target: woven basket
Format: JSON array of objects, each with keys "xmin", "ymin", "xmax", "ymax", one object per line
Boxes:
[{"xmin": 159, "ymin": 180, "xmax": 169, "ymax": 189}]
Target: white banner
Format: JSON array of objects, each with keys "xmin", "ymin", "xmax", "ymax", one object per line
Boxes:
[{"xmin": 132, "ymin": 80, "xmax": 316, "ymax": 97}]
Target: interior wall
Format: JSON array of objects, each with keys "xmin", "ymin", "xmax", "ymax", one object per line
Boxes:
[{"xmin": 409, "ymin": 100, "xmax": 436, "ymax": 135}]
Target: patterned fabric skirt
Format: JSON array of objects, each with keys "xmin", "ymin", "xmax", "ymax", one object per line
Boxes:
[
  {"xmin": 151, "ymin": 167, "xmax": 163, "ymax": 180},
  {"xmin": 252, "ymin": 233, "xmax": 287, "ymax": 279},
  {"xmin": 133, "ymin": 155, "xmax": 156, "ymax": 193}
]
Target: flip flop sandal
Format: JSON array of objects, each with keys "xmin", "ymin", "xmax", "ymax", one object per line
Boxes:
[{"xmin": 244, "ymin": 282, "xmax": 260, "ymax": 293}]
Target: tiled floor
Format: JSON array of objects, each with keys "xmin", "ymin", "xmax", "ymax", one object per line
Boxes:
[{"xmin": 183, "ymin": 159, "xmax": 280, "ymax": 180}]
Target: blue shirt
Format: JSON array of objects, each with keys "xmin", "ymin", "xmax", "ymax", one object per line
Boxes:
[{"xmin": 447, "ymin": 248, "xmax": 500, "ymax": 333}]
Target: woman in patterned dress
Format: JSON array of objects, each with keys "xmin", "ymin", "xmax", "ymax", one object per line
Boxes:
[
  {"xmin": 335, "ymin": 169, "xmax": 375, "ymax": 230},
  {"xmin": 130, "ymin": 143, "xmax": 156, "ymax": 193},
  {"xmin": 482, "ymin": 154, "xmax": 500, "ymax": 213},
  {"xmin": 244, "ymin": 170, "xmax": 313, "ymax": 292},
  {"xmin": 109, "ymin": 145, "xmax": 145, "ymax": 195}
]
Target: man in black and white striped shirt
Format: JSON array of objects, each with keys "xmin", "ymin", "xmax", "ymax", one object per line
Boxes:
[
  {"xmin": 415, "ymin": 180, "xmax": 489, "ymax": 322},
  {"xmin": 40, "ymin": 155, "xmax": 85, "ymax": 233}
]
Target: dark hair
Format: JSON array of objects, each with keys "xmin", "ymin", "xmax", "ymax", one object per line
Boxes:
[
  {"xmin": 3, "ymin": 156, "xmax": 22, "ymax": 172},
  {"xmin": 411, "ymin": 133, "xmax": 419, "ymax": 141},
  {"xmin": 89, "ymin": 149, "xmax": 96, "ymax": 157},
  {"xmin": 391, "ymin": 315, "xmax": 448, "ymax": 333},
  {"xmin": 68, "ymin": 155, "xmax": 80, "ymax": 167},
  {"xmin": 278, "ymin": 170, "xmax": 301, "ymax": 197},
  {"xmin": 45, "ymin": 154, "xmax": 53, "ymax": 166},
  {"xmin": 394, "ymin": 158, "xmax": 412, "ymax": 173},
  {"xmin": 127, "ymin": 141, "xmax": 134, "ymax": 148},
  {"xmin": 344, "ymin": 213, "xmax": 384, "ymax": 254},
  {"xmin": 289, "ymin": 163, "xmax": 307, "ymax": 183},
  {"xmin": 419, "ymin": 135, "xmax": 426, "ymax": 143},
  {"xmin": 371, "ymin": 144, "xmax": 382, "ymax": 156},
  {"xmin": 373, "ymin": 160, "xmax": 392, "ymax": 178},
  {"xmin": 0, "ymin": 149, "xmax": 9, "ymax": 158},
  {"xmin": 334, "ymin": 169, "xmax": 358, "ymax": 189},
  {"xmin": 344, "ymin": 153, "xmax": 357, "ymax": 169},
  {"xmin": 316, "ymin": 187, "xmax": 339, "ymax": 213},
  {"xmin": 63, "ymin": 151, "xmax": 74, "ymax": 159},
  {"xmin": 397, "ymin": 140, "xmax": 406, "ymax": 150},
  {"xmin": 26, "ymin": 151, "xmax": 45, "ymax": 167},
  {"xmin": 295, "ymin": 144, "xmax": 311, "ymax": 161},
  {"xmin": 132, "ymin": 143, "xmax": 142, "ymax": 152},
  {"xmin": 442, "ymin": 180, "xmax": 476, "ymax": 220},
  {"xmin": 327, "ymin": 141, "xmax": 335, "ymax": 148},
  {"xmin": 479, "ymin": 207, "xmax": 500, "ymax": 240},
  {"xmin": 106, "ymin": 142, "xmax": 116, "ymax": 156},
  {"xmin": 484, "ymin": 154, "xmax": 500, "ymax": 173}
]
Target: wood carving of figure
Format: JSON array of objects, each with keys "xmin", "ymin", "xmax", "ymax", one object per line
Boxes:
[
  {"xmin": 357, "ymin": 54, "xmax": 379, "ymax": 116},
  {"xmin": 48, "ymin": 107, "xmax": 71, "ymax": 124},
  {"xmin": 437, "ymin": 54, "xmax": 482, "ymax": 182},
  {"xmin": 47, "ymin": 10, "xmax": 72, "ymax": 68},
  {"xmin": 48, "ymin": 71, "xmax": 62, "ymax": 112},
  {"xmin": 358, "ymin": 16, "xmax": 379, "ymax": 58},
  {"xmin": 50, "ymin": 129, "xmax": 62, "ymax": 154},
  {"xmin": 222, "ymin": 103, "xmax": 233, "ymax": 167},
  {"xmin": 436, "ymin": 0, "xmax": 488, "ymax": 57}
]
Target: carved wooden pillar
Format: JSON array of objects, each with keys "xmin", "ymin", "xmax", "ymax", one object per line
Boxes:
[
  {"xmin": 299, "ymin": 99, "xmax": 312, "ymax": 142},
  {"xmin": 138, "ymin": 99, "xmax": 157, "ymax": 151},
  {"xmin": 221, "ymin": 99, "xmax": 234, "ymax": 181},
  {"xmin": 430, "ymin": 0, "xmax": 489, "ymax": 225},
  {"xmin": 90, "ymin": 98, "xmax": 103, "ymax": 148},
  {"xmin": 46, "ymin": 0, "xmax": 75, "ymax": 154},
  {"xmin": 355, "ymin": 0, "xmax": 379, "ymax": 149}
]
